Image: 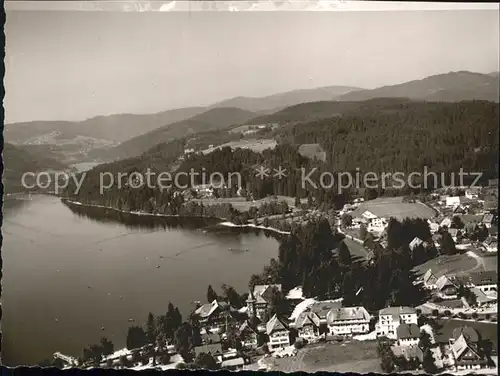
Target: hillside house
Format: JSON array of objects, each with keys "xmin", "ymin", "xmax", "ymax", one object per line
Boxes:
[
  {"xmin": 488, "ymin": 178, "xmax": 499, "ymax": 187},
  {"xmin": 453, "ymin": 205, "xmax": 469, "ymax": 215},
  {"xmin": 409, "ymin": 237, "xmax": 425, "ymax": 251},
  {"xmin": 220, "ymin": 357, "xmax": 245, "ymax": 371},
  {"xmin": 294, "ymin": 311, "xmax": 319, "ymax": 342},
  {"xmin": 307, "ymin": 300, "xmax": 343, "ymax": 337},
  {"xmin": 482, "ymin": 214, "xmax": 494, "ymax": 228},
  {"xmin": 326, "ymin": 306, "xmax": 371, "ymax": 336},
  {"xmin": 396, "ymin": 323, "xmax": 420, "ymax": 346},
  {"xmin": 423, "ymin": 269, "xmax": 439, "ymax": 290},
  {"xmin": 193, "ymin": 184, "xmax": 215, "ymax": 198},
  {"xmin": 451, "ymin": 334, "xmax": 488, "ymax": 370},
  {"xmin": 266, "ymin": 315, "xmax": 291, "ymax": 352},
  {"xmin": 238, "ymin": 320, "xmax": 260, "ymax": 349},
  {"xmin": 435, "ymin": 275, "xmax": 458, "ymax": 300},
  {"xmin": 450, "ymin": 326, "xmax": 480, "ymax": 344},
  {"xmin": 427, "ymin": 220, "xmax": 440, "ymax": 234},
  {"xmin": 448, "ymin": 228, "xmax": 459, "ymax": 241},
  {"xmin": 453, "ymin": 271, "xmax": 497, "ymax": 295},
  {"xmin": 376, "ymin": 306, "xmax": 418, "ymax": 339},
  {"xmin": 439, "ymin": 216, "xmax": 453, "ymax": 228},
  {"xmin": 246, "ymin": 284, "xmax": 282, "ymax": 320},
  {"xmin": 446, "ymin": 196, "xmax": 471, "ymax": 208},
  {"xmin": 465, "ymin": 188, "xmax": 480, "ymax": 200},
  {"xmin": 193, "ymin": 343, "xmax": 223, "ymax": 359},
  {"xmin": 482, "ymin": 237, "xmax": 497, "ymax": 253},
  {"xmin": 470, "ymin": 287, "xmax": 497, "ymax": 308},
  {"xmin": 193, "ymin": 300, "xmax": 232, "ymax": 333}
]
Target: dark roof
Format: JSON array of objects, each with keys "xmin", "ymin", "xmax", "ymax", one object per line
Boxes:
[
  {"xmin": 309, "ymin": 300, "xmax": 343, "ymax": 319},
  {"xmin": 396, "ymin": 323, "xmax": 420, "ymax": 340},
  {"xmin": 452, "ymin": 326, "xmax": 480, "ymax": 343},
  {"xmin": 201, "ymin": 332, "xmax": 221, "ymax": 344},
  {"xmin": 455, "ymin": 271, "xmax": 498, "ymax": 287},
  {"xmin": 194, "ymin": 343, "xmax": 223, "ymax": 357},
  {"xmin": 266, "ymin": 314, "xmax": 289, "ymax": 335}
]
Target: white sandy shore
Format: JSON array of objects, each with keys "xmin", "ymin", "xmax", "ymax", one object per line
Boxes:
[{"xmin": 219, "ymin": 221, "xmax": 291, "ymax": 235}]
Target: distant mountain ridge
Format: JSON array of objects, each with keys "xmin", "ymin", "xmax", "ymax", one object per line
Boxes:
[
  {"xmin": 336, "ymin": 71, "xmax": 499, "ymax": 102},
  {"xmin": 4, "ymin": 107, "xmax": 207, "ymax": 144},
  {"xmin": 89, "ymin": 107, "xmax": 259, "ymax": 161},
  {"xmin": 2, "ymin": 142, "xmax": 68, "ymax": 193},
  {"xmin": 209, "ymin": 85, "xmax": 363, "ymax": 113},
  {"xmin": 4, "ymin": 70, "xmax": 498, "ymax": 165}
]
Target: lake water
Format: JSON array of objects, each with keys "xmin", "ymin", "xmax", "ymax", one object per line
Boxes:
[{"xmin": 1, "ymin": 195, "xmax": 280, "ymax": 365}]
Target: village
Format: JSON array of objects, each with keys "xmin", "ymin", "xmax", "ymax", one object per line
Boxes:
[{"xmin": 52, "ymin": 178, "xmax": 498, "ymax": 374}]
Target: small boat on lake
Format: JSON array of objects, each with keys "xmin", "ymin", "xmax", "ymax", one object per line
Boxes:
[{"xmin": 228, "ymin": 248, "xmax": 249, "ymax": 253}]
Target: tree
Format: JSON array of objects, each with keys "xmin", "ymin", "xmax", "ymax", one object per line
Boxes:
[
  {"xmin": 451, "ymin": 216, "xmax": 465, "ymax": 229},
  {"xmin": 295, "ymin": 196, "xmax": 301, "ymax": 208},
  {"xmin": 221, "ymin": 284, "xmax": 243, "ymax": 308},
  {"xmin": 377, "ymin": 339, "xmax": 395, "ymax": 373},
  {"xmin": 307, "ymin": 194, "xmax": 314, "ymax": 208},
  {"xmin": 263, "ymin": 216, "xmax": 270, "ymax": 227},
  {"xmin": 266, "ymin": 286, "xmax": 288, "ymax": 318},
  {"xmin": 359, "ymin": 223, "xmax": 368, "ymax": 240},
  {"xmin": 439, "ymin": 232, "xmax": 456, "ymax": 255},
  {"xmin": 207, "ymin": 284, "xmax": 218, "ymax": 303},
  {"xmin": 192, "ymin": 352, "xmax": 219, "ymax": 370},
  {"xmin": 126, "ymin": 326, "xmax": 147, "ymax": 350},
  {"xmin": 174, "ymin": 322, "xmax": 195, "ymax": 363},
  {"xmin": 147, "ymin": 312, "xmax": 157, "ymax": 345},
  {"xmin": 84, "ymin": 344, "xmax": 104, "ymax": 366},
  {"xmin": 422, "ymin": 349, "xmax": 438, "ymax": 374},
  {"xmin": 100, "ymin": 337, "xmax": 114, "ymax": 357},
  {"xmin": 341, "ymin": 214, "xmax": 353, "ymax": 228},
  {"xmin": 337, "ymin": 241, "xmax": 352, "ymax": 266},
  {"xmin": 419, "ymin": 331, "xmax": 432, "ymax": 351}
]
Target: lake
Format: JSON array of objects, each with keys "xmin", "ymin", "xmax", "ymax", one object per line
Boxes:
[{"xmin": 1, "ymin": 195, "xmax": 280, "ymax": 365}]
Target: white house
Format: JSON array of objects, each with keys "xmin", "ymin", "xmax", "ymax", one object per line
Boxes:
[
  {"xmin": 440, "ymin": 217, "xmax": 453, "ymax": 228},
  {"xmin": 465, "ymin": 188, "xmax": 480, "ymax": 200},
  {"xmin": 451, "ymin": 334, "xmax": 489, "ymax": 370},
  {"xmin": 482, "ymin": 238, "xmax": 497, "ymax": 253},
  {"xmin": 482, "ymin": 214, "xmax": 494, "ymax": 229},
  {"xmin": 409, "ymin": 237, "xmax": 424, "ymax": 251},
  {"xmin": 326, "ymin": 306, "xmax": 371, "ymax": 336},
  {"xmin": 266, "ymin": 314, "xmax": 291, "ymax": 352},
  {"xmin": 362, "ymin": 210, "xmax": 378, "ymax": 220},
  {"xmin": 367, "ymin": 217, "xmax": 388, "ymax": 234},
  {"xmin": 427, "ymin": 220, "xmax": 440, "ymax": 234},
  {"xmin": 396, "ymin": 323, "xmax": 420, "ymax": 347},
  {"xmin": 193, "ymin": 184, "xmax": 215, "ymax": 198},
  {"xmin": 293, "ymin": 311, "xmax": 319, "ymax": 343},
  {"xmin": 247, "ymin": 284, "xmax": 282, "ymax": 320},
  {"xmin": 446, "ymin": 196, "xmax": 461, "ymax": 207},
  {"xmin": 376, "ymin": 306, "xmax": 418, "ymax": 339}
]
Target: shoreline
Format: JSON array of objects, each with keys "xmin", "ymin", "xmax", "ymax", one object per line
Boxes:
[
  {"xmin": 62, "ymin": 199, "xmax": 291, "ymax": 236},
  {"xmin": 62, "ymin": 198, "xmax": 227, "ymax": 221}
]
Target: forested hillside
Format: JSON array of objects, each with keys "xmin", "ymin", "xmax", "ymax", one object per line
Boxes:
[
  {"xmin": 65, "ymin": 99, "xmax": 499, "ymax": 213},
  {"xmin": 275, "ymin": 100, "xmax": 499, "ymax": 178},
  {"xmin": 2, "ymin": 143, "xmax": 68, "ymax": 193}
]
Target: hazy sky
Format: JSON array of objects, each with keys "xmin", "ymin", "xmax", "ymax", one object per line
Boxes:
[{"xmin": 5, "ymin": 7, "xmax": 499, "ymax": 123}]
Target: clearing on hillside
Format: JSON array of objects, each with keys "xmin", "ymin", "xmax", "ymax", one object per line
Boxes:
[
  {"xmin": 201, "ymin": 138, "xmax": 277, "ymax": 154},
  {"xmin": 298, "ymin": 143, "xmax": 327, "ymax": 162},
  {"xmin": 349, "ymin": 197, "xmax": 435, "ymax": 221}
]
